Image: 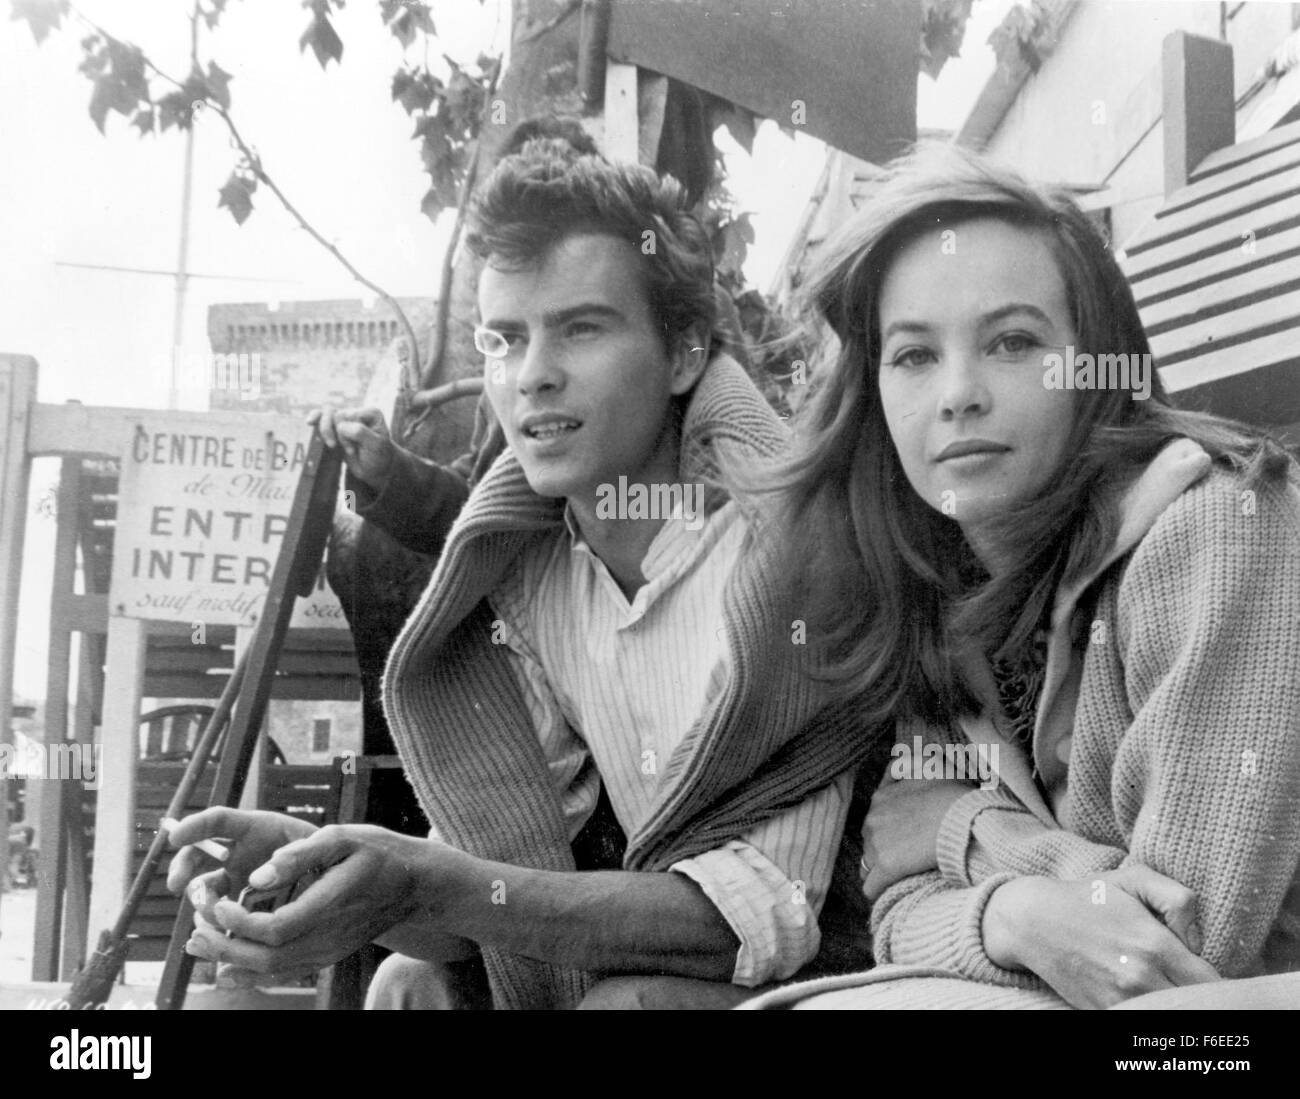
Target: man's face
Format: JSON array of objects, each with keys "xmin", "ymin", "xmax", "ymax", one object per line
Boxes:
[{"xmin": 479, "ymin": 232, "xmax": 698, "ymax": 502}]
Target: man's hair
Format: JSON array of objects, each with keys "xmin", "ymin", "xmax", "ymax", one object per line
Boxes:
[
  {"xmin": 497, "ymin": 115, "xmax": 599, "ymax": 159},
  {"xmin": 466, "ymin": 137, "xmax": 716, "ymax": 353}
]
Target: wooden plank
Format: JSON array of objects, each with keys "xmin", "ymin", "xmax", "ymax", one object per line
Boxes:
[
  {"xmin": 1123, "ymin": 200, "xmax": 1300, "ymax": 281},
  {"xmin": 1158, "ymin": 327, "xmax": 1300, "ymax": 394},
  {"xmin": 603, "ymin": 60, "xmax": 639, "ymax": 165},
  {"xmin": 26, "ymin": 404, "xmax": 157, "ymax": 458},
  {"xmin": 85, "ymin": 615, "xmax": 146, "ymax": 959},
  {"xmin": 60, "ymin": 616, "xmax": 101, "ymax": 977},
  {"xmin": 59, "ymin": 592, "xmax": 108, "ymax": 634},
  {"xmin": 1151, "ymin": 139, "xmax": 1300, "ymax": 225},
  {"xmin": 145, "ymin": 648, "xmax": 357, "ymax": 677},
  {"xmin": 1149, "ymin": 289, "xmax": 1300, "ymax": 365},
  {"xmin": 1128, "ymin": 228, "xmax": 1300, "ymax": 305},
  {"xmin": 32, "ymin": 458, "xmax": 81, "ymax": 980},
  {"xmin": 1125, "ymin": 162, "xmax": 1300, "ymax": 255},
  {"xmin": 1190, "ymin": 118, "xmax": 1300, "ymax": 181},
  {"xmin": 1140, "ymin": 253, "xmax": 1300, "ymax": 331},
  {"xmin": 0, "ymin": 356, "xmax": 37, "ymax": 936},
  {"xmin": 141, "ymin": 673, "xmax": 361, "ymax": 701}
]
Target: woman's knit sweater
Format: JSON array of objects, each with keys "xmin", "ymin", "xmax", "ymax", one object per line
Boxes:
[{"xmin": 869, "ymin": 439, "xmax": 1300, "ymax": 995}]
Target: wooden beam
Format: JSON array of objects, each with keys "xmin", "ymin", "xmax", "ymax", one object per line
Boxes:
[
  {"xmin": 1163, "ymin": 31, "xmax": 1235, "ymax": 198},
  {"xmin": 26, "ymin": 403, "xmax": 158, "ymax": 458},
  {"xmin": 86, "ymin": 615, "xmax": 146, "ymax": 959},
  {"xmin": 603, "ymin": 60, "xmax": 638, "ymax": 164},
  {"xmin": 32, "ymin": 458, "xmax": 81, "ymax": 980},
  {"xmin": 0, "ymin": 355, "xmax": 37, "ymax": 930}
]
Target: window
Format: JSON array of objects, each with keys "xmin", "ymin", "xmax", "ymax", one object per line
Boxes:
[{"xmin": 311, "ymin": 718, "xmax": 331, "ymax": 754}]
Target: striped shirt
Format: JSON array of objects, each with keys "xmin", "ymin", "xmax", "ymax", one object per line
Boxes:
[{"xmin": 489, "ymin": 497, "xmax": 851, "ymax": 985}]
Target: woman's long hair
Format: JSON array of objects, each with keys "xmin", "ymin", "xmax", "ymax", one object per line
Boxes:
[{"xmin": 768, "ymin": 143, "xmax": 1291, "ymax": 729}]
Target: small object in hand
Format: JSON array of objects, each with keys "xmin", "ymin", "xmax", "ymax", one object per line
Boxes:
[{"xmin": 225, "ymin": 875, "xmax": 317, "ymax": 938}]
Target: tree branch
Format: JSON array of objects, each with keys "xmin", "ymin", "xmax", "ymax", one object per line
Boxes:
[
  {"xmin": 207, "ymin": 104, "xmax": 423, "ymax": 391},
  {"xmin": 417, "ymin": 55, "xmax": 502, "ymax": 393}
]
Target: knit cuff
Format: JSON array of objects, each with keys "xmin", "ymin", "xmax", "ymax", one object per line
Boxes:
[
  {"xmin": 936, "ymin": 788, "xmax": 1022, "ymax": 886},
  {"xmin": 873, "ymin": 872, "xmax": 1043, "ymax": 990}
]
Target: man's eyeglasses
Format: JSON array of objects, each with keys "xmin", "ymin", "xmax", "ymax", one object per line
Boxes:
[{"xmin": 473, "ymin": 326, "xmax": 512, "ymax": 359}]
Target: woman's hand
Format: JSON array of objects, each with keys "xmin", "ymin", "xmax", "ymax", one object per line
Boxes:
[
  {"xmin": 982, "ymin": 865, "xmax": 1220, "ymax": 1009},
  {"xmin": 861, "ymin": 777, "xmax": 971, "ymax": 901}
]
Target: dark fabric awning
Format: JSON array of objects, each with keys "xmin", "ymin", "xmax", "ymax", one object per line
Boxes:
[{"xmin": 608, "ymin": 0, "xmax": 918, "ymax": 165}]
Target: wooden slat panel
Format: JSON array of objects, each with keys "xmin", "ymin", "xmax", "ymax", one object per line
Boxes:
[
  {"xmin": 1190, "ymin": 119, "xmax": 1300, "ymax": 181},
  {"xmin": 1123, "ymin": 197, "xmax": 1300, "ymax": 280},
  {"xmin": 142, "ymin": 673, "xmax": 361, "ymax": 700},
  {"xmin": 1149, "ymin": 290, "xmax": 1300, "ymax": 364},
  {"xmin": 1141, "ymin": 253, "xmax": 1300, "ymax": 330},
  {"xmin": 1151, "ymin": 138, "xmax": 1300, "ymax": 224},
  {"xmin": 1158, "ymin": 328, "xmax": 1300, "ymax": 392},
  {"xmin": 1128, "ymin": 230, "xmax": 1300, "ymax": 305},
  {"xmin": 1125, "ymin": 162, "xmax": 1300, "ymax": 255}
]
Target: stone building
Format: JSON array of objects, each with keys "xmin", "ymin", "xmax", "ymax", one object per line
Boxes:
[{"xmin": 206, "ymin": 297, "xmax": 437, "ymax": 415}]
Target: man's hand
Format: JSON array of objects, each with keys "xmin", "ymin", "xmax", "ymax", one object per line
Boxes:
[
  {"xmin": 166, "ymin": 807, "xmax": 317, "ymax": 921},
  {"xmin": 183, "ymin": 824, "xmax": 469, "ymax": 980},
  {"xmin": 306, "ymin": 406, "xmax": 396, "ymax": 492},
  {"xmin": 861, "ymin": 777, "xmax": 971, "ymax": 901},
  {"xmin": 982, "ymin": 865, "xmax": 1220, "ymax": 1009}
]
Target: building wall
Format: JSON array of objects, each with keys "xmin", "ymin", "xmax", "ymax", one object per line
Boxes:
[
  {"xmin": 983, "ymin": 1, "xmax": 1298, "ymax": 246},
  {"xmin": 206, "ymin": 298, "xmax": 436, "ymax": 417}
]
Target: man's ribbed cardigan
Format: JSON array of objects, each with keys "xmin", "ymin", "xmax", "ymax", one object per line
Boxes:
[{"xmin": 379, "ymin": 355, "xmax": 877, "ymax": 1009}]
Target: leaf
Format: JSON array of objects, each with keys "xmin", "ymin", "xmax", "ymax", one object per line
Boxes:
[
  {"xmin": 384, "ymin": 0, "xmax": 434, "ymax": 47},
  {"xmin": 444, "ymin": 67, "xmax": 483, "ymax": 136},
  {"xmin": 200, "ymin": 0, "xmax": 230, "ymax": 31},
  {"xmin": 391, "ymin": 68, "xmax": 438, "ymax": 114},
  {"xmin": 205, "ymin": 61, "xmax": 233, "ymax": 110},
  {"xmin": 156, "ymin": 90, "xmax": 194, "ymax": 132},
  {"xmin": 218, "ymin": 173, "xmax": 255, "ymax": 225},
  {"xmin": 420, "ymin": 186, "xmax": 443, "ymax": 222},
  {"xmin": 718, "ymin": 105, "xmax": 757, "ymax": 156},
  {"xmin": 131, "ymin": 107, "xmax": 155, "ymax": 135},
  {"xmin": 104, "ymin": 36, "xmax": 148, "ymax": 102},
  {"xmin": 84, "ymin": 35, "xmax": 150, "ymax": 132},
  {"xmin": 299, "ymin": 10, "xmax": 343, "ymax": 69},
  {"xmin": 10, "ymin": 0, "xmax": 69, "ymax": 44}
]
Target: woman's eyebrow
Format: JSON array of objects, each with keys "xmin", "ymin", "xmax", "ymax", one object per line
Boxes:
[
  {"xmin": 880, "ymin": 320, "xmax": 934, "ymax": 342},
  {"xmin": 979, "ymin": 303, "xmax": 1054, "ymax": 327}
]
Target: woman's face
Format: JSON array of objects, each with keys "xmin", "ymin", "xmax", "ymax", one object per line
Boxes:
[{"xmin": 876, "ymin": 217, "xmax": 1079, "ymax": 543}]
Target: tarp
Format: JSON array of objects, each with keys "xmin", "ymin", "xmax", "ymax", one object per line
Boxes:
[{"xmin": 608, "ymin": 0, "xmax": 918, "ymax": 164}]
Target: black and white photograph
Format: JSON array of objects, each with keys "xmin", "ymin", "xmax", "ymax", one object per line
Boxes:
[{"xmin": 0, "ymin": 0, "xmax": 1297, "ymax": 1067}]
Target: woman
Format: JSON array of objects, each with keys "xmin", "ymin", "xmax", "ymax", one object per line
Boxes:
[{"xmin": 745, "ymin": 144, "xmax": 1300, "ymax": 1009}]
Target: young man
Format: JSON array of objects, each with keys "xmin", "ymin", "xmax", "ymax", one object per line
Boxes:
[{"xmin": 169, "ymin": 140, "xmax": 877, "ymax": 1009}]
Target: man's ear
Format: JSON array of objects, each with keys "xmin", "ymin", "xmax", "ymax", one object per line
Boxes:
[{"xmin": 668, "ymin": 325, "xmax": 710, "ymax": 396}]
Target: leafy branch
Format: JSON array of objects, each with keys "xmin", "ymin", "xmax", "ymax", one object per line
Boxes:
[{"xmin": 13, "ymin": 0, "xmax": 500, "ymax": 404}]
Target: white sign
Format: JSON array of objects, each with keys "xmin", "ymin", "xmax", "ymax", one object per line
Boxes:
[{"xmin": 108, "ymin": 413, "xmax": 348, "ymax": 629}]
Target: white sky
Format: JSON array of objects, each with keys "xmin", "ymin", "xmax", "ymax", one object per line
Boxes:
[{"xmin": 2, "ymin": 0, "xmax": 1011, "ymax": 699}]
